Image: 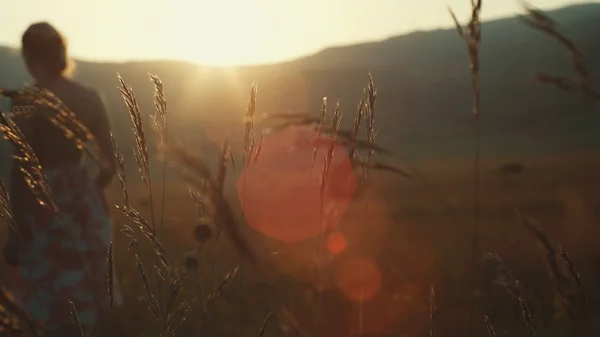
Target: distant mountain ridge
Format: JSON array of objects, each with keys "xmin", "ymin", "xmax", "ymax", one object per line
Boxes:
[{"xmin": 1, "ymin": 3, "xmax": 600, "ymax": 182}]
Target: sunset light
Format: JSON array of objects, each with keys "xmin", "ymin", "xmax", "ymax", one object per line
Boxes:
[
  {"xmin": 2, "ymin": 0, "xmax": 600, "ymax": 336},
  {"xmin": 1, "ymin": 0, "xmax": 590, "ymax": 66}
]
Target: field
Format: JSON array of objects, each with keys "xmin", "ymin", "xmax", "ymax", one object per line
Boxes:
[{"xmin": 9, "ymin": 149, "xmax": 590, "ymax": 337}]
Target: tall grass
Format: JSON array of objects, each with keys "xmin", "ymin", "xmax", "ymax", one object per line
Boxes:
[{"xmin": 448, "ymin": 1, "xmax": 483, "ymax": 334}]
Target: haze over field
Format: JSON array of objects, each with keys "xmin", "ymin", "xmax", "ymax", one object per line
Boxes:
[
  {"xmin": 2, "ymin": 0, "xmax": 594, "ymax": 66},
  {"xmin": 2, "ymin": 3, "xmax": 600, "ymax": 180}
]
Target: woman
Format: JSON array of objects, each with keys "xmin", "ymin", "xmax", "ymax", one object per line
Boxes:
[{"xmin": 4, "ymin": 22, "xmax": 117, "ymax": 337}]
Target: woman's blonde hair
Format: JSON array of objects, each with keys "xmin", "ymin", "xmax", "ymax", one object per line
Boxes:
[{"xmin": 21, "ymin": 22, "xmax": 76, "ymax": 78}]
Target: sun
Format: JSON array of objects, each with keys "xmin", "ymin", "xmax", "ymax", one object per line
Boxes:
[{"xmin": 162, "ymin": 1, "xmax": 279, "ymax": 66}]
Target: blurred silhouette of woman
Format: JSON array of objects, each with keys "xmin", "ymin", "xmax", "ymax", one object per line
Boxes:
[{"xmin": 4, "ymin": 22, "xmax": 117, "ymax": 337}]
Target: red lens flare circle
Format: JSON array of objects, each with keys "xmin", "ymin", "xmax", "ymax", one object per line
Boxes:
[{"xmin": 237, "ymin": 127, "xmax": 356, "ymax": 243}]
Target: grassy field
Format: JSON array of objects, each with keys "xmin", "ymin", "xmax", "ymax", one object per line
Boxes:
[{"xmin": 6, "ymin": 149, "xmax": 588, "ymax": 337}]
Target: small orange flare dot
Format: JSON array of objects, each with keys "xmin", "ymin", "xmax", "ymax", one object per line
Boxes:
[{"xmin": 326, "ymin": 232, "xmax": 348, "ymax": 255}]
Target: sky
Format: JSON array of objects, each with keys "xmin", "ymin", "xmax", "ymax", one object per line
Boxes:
[{"xmin": 0, "ymin": 0, "xmax": 595, "ymax": 66}]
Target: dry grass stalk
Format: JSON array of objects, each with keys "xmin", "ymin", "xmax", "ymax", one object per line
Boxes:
[
  {"xmin": 486, "ymin": 254, "xmax": 536, "ymax": 337},
  {"xmin": 558, "ymin": 245, "xmax": 586, "ymax": 310},
  {"xmin": 0, "ymin": 87, "xmax": 101, "ymax": 166},
  {"xmin": 160, "ymin": 124, "xmax": 257, "ymax": 264},
  {"xmin": 189, "ymin": 186, "xmax": 208, "ymax": 217},
  {"xmin": 256, "ymin": 310, "xmax": 273, "ymax": 337},
  {"xmin": 253, "ymin": 130, "xmax": 265, "ymax": 166},
  {"xmin": 519, "ymin": 2, "xmax": 600, "ymax": 105},
  {"xmin": 107, "ymin": 242, "xmax": 114, "ymax": 310},
  {"xmin": 483, "ymin": 315, "xmax": 497, "ymax": 337},
  {"xmin": 262, "ymin": 112, "xmax": 390, "ymax": 153},
  {"xmin": 273, "ymin": 122, "xmax": 393, "ymax": 157},
  {"xmin": 0, "ymin": 179, "xmax": 18, "ymax": 236},
  {"xmin": 111, "ymin": 94, "xmax": 191, "ymax": 337},
  {"xmin": 311, "ymin": 97, "xmax": 329, "ymax": 168},
  {"xmin": 216, "ymin": 138, "xmax": 230, "ymax": 194},
  {"xmin": 364, "ymin": 73, "xmax": 377, "ymax": 161},
  {"xmin": 68, "ymin": 301, "xmax": 85, "ymax": 337},
  {"xmin": 0, "ymin": 283, "xmax": 40, "ymax": 337},
  {"xmin": 449, "ymin": 0, "xmax": 482, "ymax": 116},
  {"xmin": 165, "ymin": 138, "xmax": 215, "ymax": 191},
  {"xmin": 117, "ymin": 75, "xmax": 151, "ymax": 188},
  {"xmin": 349, "ymin": 90, "xmax": 366, "ymax": 161},
  {"xmin": 262, "ymin": 114, "xmax": 320, "ymax": 132},
  {"xmin": 161, "ymin": 299, "xmax": 193, "ymax": 337},
  {"xmin": 327, "ymin": 101, "xmax": 343, "ymax": 164},
  {"xmin": 161, "ymin": 273, "xmax": 190, "ymax": 337},
  {"xmin": 0, "ymin": 110, "xmax": 57, "ymax": 212},
  {"xmin": 134, "ymin": 253, "xmax": 161, "ymax": 319},
  {"xmin": 320, "ymin": 100, "xmax": 343, "ymax": 202},
  {"xmin": 359, "ymin": 161, "xmax": 411, "ymax": 178},
  {"xmin": 125, "ymin": 76, "xmax": 393, "ymax": 337},
  {"xmin": 330, "ymin": 100, "xmax": 343, "ymax": 133},
  {"xmin": 149, "ymin": 73, "xmax": 169, "ymax": 239},
  {"xmin": 203, "ymin": 266, "xmax": 239, "ymax": 314},
  {"xmin": 121, "ymin": 225, "xmax": 168, "ymax": 330},
  {"xmin": 262, "ymin": 110, "xmax": 412, "ymax": 180},
  {"xmin": 228, "ymin": 146, "xmax": 236, "ymax": 170},
  {"xmin": 516, "ymin": 210, "xmax": 588, "ymax": 316},
  {"xmin": 358, "ymin": 73, "xmax": 377, "ymax": 337},
  {"xmin": 110, "ymin": 132, "xmax": 129, "ymax": 205},
  {"xmin": 429, "ymin": 285, "xmax": 436, "ymax": 337},
  {"xmin": 449, "ymin": 5, "xmax": 483, "ymax": 334},
  {"xmin": 117, "ymin": 75, "xmax": 190, "ymax": 335},
  {"xmin": 116, "ymin": 204, "xmax": 169, "ymax": 270},
  {"xmin": 0, "ymin": 304, "xmax": 25, "ymax": 337},
  {"xmin": 516, "ymin": 211, "xmax": 570, "ymax": 294},
  {"xmin": 149, "ymin": 74, "xmax": 168, "ymax": 144},
  {"xmin": 167, "ymin": 143, "xmax": 256, "ymax": 263},
  {"xmin": 244, "ymin": 83, "xmax": 258, "ymax": 163},
  {"xmin": 120, "ymin": 224, "xmax": 161, "ymax": 321},
  {"xmin": 125, "ymin": 245, "xmax": 161, "ymax": 318}
]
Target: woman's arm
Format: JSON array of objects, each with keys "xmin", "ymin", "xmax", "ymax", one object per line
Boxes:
[{"xmin": 89, "ymin": 90, "xmax": 117, "ymax": 190}]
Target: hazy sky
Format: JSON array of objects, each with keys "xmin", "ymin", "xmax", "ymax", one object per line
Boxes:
[{"xmin": 0, "ymin": 0, "xmax": 594, "ymax": 66}]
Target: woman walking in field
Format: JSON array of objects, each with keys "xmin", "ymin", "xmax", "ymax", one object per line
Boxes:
[{"xmin": 3, "ymin": 22, "xmax": 117, "ymax": 337}]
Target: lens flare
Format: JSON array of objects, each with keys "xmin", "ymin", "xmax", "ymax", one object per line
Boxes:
[
  {"xmin": 326, "ymin": 231, "xmax": 348, "ymax": 255},
  {"xmin": 237, "ymin": 127, "xmax": 356, "ymax": 243},
  {"xmin": 336, "ymin": 257, "xmax": 382, "ymax": 303}
]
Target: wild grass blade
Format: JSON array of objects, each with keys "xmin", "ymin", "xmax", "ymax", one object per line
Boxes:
[
  {"xmin": 429, "ymin": 285, "xmax": 436, "ymax": 337},
  {"xmin": 149, "ymin": 74, "xmax": 169, "ymax": 240},
  {"xmin": 484, "ymin": 315, "xmax": 497, "ymax": 337},
  {"xmin": 0, "ymin": 179, "xmax": 18, "ymax": 236},
  {"xmin": 257, "ymin": 311, "xmax": 273, "ymax": 337},
  {"xmin": 107, "ymin": 242, "xmax": 114, "ymax": 310},
  {"xmin": 68, "ymin": 301, "xmax": 85, "ymax": 337},
  {"xmin": 559, "ymin": 245, "xmax": 586, "ymax": 310},
  {"xmin": 0, "ymin": 110, "xmax": 57, "ymax": 212}
]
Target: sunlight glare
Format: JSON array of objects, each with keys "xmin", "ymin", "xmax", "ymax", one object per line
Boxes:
[
  {"xmin": 164, "ymin": 0, "xmax": 277, "ymax": 66},
  {"xmin": 326, "ymin": 232, "xmax": 348, "ymax": 255}
]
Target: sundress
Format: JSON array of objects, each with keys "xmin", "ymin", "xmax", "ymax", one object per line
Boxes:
[{"xmin": 9, "ymin": 163, "xmax": 114, "ymax": 332}]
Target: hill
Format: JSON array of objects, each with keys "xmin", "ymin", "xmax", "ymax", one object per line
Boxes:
[{"xmin": 1, "ymin": 3, "xmax": 600, "ymax": 182}]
